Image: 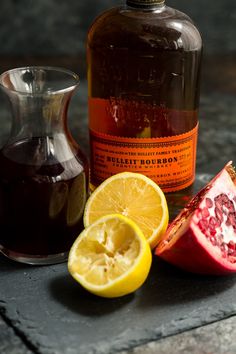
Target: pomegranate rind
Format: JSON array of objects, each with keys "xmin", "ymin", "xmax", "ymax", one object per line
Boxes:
[{"xmin": 155, "ymin": 162, "xmax": 236, "ymax": 275}]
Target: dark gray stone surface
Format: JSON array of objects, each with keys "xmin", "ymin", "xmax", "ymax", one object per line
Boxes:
[
  {"xmin": 1, "ymin": 250, "xmax": 236, "ymax": 354},
  {"xmin": 121, "ymin": 315, "xmax": 236, "ymax": 354},
  {"xmin": 0, "ymin": 316, "xmax": 33, "ymax": 354}
]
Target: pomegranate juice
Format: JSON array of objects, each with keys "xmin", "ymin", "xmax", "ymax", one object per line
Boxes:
[{"xmin": 0, "ymin": 138, "xmax": 88, "ymax": 256}]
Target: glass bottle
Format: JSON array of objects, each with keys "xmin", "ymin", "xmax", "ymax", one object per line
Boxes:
[
  {"xmin": 0, "ymin": 66, "xmax": 89, "ymax": 265},
  {"xmin": 87, "ymin": 0, "xmax": 202, "ymax": 194}
]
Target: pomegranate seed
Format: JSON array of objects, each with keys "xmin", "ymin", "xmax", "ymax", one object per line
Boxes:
[
  {"xmin": 228, "ymin": 240, "xmax": 235, "ymax": 250},
  {"xmin": 198, "ymin": 219, "xmax": 208, "ymax": 232},
  {"xmin": 221, "ymin": 242, "xmax": 228, "ymax": 258},
  {"xmin": 210, "ymin": 229, "xmax": 216, "ymax": 236},
  {"xmin": 216, "ymin": 234, "xmax": 224, "ymax": 246},
  {"xmin": 221, "ymin": 194, "xmax": 230, "ymax": 204},
  {"xmin": 210, "ymin": 236, "xmax": 217, "ymax": 246},
  {"xmin": 206, "ymin": 198, "xmax": 213, "ymax": 208},
  {"xmin": 227, "ymin": 212, "xmax": 236, "ymax": 227},
  {"xmin": 201, "ymin": 207, "xmax": 210, "ymax": 218},
  {"xmin": 215, "ymin": 203, "xmax": 223, "ymax": 215},
  {"xmin": 221, "ymin": 242, "xmax": 228, "ymax": 252},
  {"xmin": 215, "ymin": 193, "xmax": 229, "ymax": 205},
  {"xmin": 226, "ymin": 218, "xmax": 231, "ymax": 227},
  {"xmin": 214, "ymin": 207, "xmax": 223, "ymax": 223},
  {"xmin": 209, "ymin": 216, "xmax": 219, "ymax": 227},
  {"xmin": 196, "ymin": 208, "xmax": 202, "ymax": 219},
  {"xmin": 228, "ymin": 248, "xmax": 235, "ymax": 256},
  {"xmin": 226, "ymin": 200, "xmax": 235, "ymax": 213}
]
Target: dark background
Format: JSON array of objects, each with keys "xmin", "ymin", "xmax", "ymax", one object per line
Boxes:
[
  {"xmin": 0, "ymin": 0, "xmax": 235, "ymax": 169},
  {"xmin": 0, "ymin": 0, "xmax": 234, "ymax": 80}
]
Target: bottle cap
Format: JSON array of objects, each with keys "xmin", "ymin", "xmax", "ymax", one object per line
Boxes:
[{"xmin": 127, "ymin": 0, "xmax": 165, "ymax": 8}]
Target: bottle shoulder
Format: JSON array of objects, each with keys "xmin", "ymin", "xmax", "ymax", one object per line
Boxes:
[{"xmin": 87, "ymin": 5, "xmax": 202, "ymax": 51}]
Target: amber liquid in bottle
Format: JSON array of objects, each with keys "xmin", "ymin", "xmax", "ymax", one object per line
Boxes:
[{"xmin": 87, "ymin": 0, "xmax": 202, "ymax": 196}]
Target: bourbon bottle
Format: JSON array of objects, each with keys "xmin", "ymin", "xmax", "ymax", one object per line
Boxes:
[{"xmin": 87, "ymin": 0, "xmax": 202, "ymax": 193}]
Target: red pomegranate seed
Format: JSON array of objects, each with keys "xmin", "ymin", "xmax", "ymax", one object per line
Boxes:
[
  {"xmin": 230, "ymin": 251, "xmax": 236, "ymax": 258},
  {"xmin": 215, "ymin": 193, "xmax": 229, "ymax": 204},
  {"xmin": 214, "ymin": 207, "xmax": 223, "ymax": 223},
  {"xmin": 221, "ymin": 242, "xmax": 228, "ymax": 251},
  {"xmin": 209, "ymin": 216, "xmax": 219, "ymax": 227},
  {"xmin": 226, "ymin": 219, "xmax": 231, "ymax": 227},
  {"xmin": 219, "ymin": 194, "xmax": 229, "ymax": 204},
  {"xmin": 226, "ymin": 200, "xmax": 235, "ymax": 213},
  {"xmin": 198, "ymin": 219, "xmax": 208, "ymax": 232},
  {"xmin": 210, "ymin": 229, "xmax": 217, "ymax": 236},
  {"xmin": 227, "ymin": 212, "xmax": 236, "ymax": 227},
  {"xmin": 228, "ymin": 241, "xmax": 235, "ymax": 250},
  {"xmin": 201, "ymin": 207, "xmax": 210, "ymax": 218},
  {"xmin": 210, "ymin": 236, "xmax": 217, "ymax": 246},
  {"xmin": 221, "ymin": 243, "xmax": 228, "ymax": 257},
  {"xmin": 196, "ymin": 208, "xmax": 202, "ymax": 219},
  {"xmin": 206, "ymin": 198, "xmax": 213, "ymax": 208},
  {"xmin": 216, "ymin": 234, "xmax": 224, "ymax": 246},
  {"xmin": 215, "ymin": 200, "xmax": 223, "ymax": 211}
]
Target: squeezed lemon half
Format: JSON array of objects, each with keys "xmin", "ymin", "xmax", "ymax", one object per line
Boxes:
[
  {"xmin": 68, "ymin": 214, "xmax": 152, "ymax": 298},
  {"xmin": 83, "ymin": 172, "xmax": 169, "ymax": 248}
]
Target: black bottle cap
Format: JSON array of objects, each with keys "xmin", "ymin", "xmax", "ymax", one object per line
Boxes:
[{"xmin": 126, "ymin": 0, "xmax": 165, "ymax": 8}]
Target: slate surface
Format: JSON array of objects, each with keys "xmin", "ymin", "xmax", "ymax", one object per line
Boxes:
[
  {"xmin": 1, "ymin": 171, "xmax": 236, "ymax": 354},
  {"xmin": 0, "ymin": 316, "xmax": 33, "ymax": 354},
  {"xmin": 1, "ymin": 246, "xmax": 236, "ymax": 354},
  {"xmin": 1, "ymin": 76, "xmax": 236, "ymax": 353},
  {"xmin": 121, "ymin": 315, "xmax": 236, "ymax": 354}
]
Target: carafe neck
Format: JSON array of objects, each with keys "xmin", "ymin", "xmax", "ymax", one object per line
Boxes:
[
  {"xmin": 0, "ymin": 67, "xmax": 79, "ymax": 145},
  {"xmin": 7, "ymin": 90, "xmax": 72, "ymax": 142}
]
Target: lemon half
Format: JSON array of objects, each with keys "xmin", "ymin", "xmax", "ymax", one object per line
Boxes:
[
  {"xmin": 84, "ymin": 172, "xmax": 169, "ymax": 248},
  {"xmin": 68, "ymin": 214, "xmax": 152, "ymax": 298}
]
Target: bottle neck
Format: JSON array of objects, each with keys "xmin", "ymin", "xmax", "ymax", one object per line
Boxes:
[{"xmin": 126, "ymin": 0, "xmax": 165, "ymax": 9}]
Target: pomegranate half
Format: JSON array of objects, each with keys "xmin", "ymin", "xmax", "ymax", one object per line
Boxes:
[{"xmin": 155, "ymin": 162, "xmax": 236, "ymax": 275}]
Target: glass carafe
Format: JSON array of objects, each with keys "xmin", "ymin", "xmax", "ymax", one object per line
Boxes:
[{"xmin": 0, "ymin": 66, "xmax": 89, "ymax": 265}]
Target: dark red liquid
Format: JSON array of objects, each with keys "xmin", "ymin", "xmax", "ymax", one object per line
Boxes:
[{"xmin": 0, "ymin": 138, "xmax": 89, "ymax": 256}]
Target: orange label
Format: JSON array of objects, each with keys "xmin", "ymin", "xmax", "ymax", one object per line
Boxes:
[{"xmin": 90, "ymin": 124, "xmax": 198, "ymax": 192}]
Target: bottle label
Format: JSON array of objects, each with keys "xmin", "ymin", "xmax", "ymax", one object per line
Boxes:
[{"xmin": 90, "ymin": 124, "xmax": 198, "ymax": 192}]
